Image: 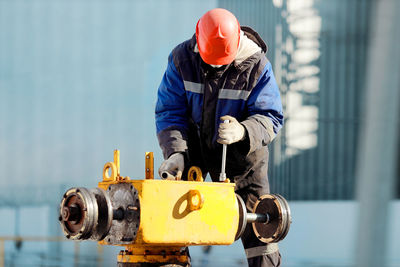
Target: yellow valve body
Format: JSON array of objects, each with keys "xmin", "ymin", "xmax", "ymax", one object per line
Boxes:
[{"xmin": 98, "ymin": 179, "xmax": 239, "ymax": 246}]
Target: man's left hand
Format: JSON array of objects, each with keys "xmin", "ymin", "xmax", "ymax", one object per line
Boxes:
[{"xmin": 217, "ymin": 115, "xmax": 246, "ymax": 144}]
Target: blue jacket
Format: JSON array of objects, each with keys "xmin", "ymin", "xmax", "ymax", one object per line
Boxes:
[{"xmin": 155, "ymin": 27, "xmax": 283, "ymax": 189}]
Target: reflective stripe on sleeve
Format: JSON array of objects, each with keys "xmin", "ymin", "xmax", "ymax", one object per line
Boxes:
[
  {"xmin": 219, "ymin": 89, "xmax": 251, "ymax": 100},
  {"xmin": 183, "ymin": 81, "xmax": 204, "ymax": 94},
  {"xmin": 245, "ymin": 243, "xmax": 279, "ymax": 259}
]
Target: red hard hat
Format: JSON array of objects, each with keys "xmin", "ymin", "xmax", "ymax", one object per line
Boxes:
[{"xmin": 196, "ymin": 8, "xmax": 240, "ymax": 65}]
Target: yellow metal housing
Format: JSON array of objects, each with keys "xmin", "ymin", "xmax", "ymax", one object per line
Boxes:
[
  {"xmin": 99, "ymin": 179, "xmax": 239, "ymax": 246},
  {"xmin": 94, "ymin": 150, "xmax": 240, "ymax": 264}
]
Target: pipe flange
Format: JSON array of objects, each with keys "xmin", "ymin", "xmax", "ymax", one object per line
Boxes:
[
  {"xmin": 59, "ymin": 187, "xmax": 97, "ymax": 240},
  {"xmin": 252, "ymin": 194, "xmax": 291, "ymax": 243}
]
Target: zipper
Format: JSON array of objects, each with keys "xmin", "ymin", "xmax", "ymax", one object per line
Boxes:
[{"xmin": 199, "ymin": 71, "xmax": 210, "ymax": 171}]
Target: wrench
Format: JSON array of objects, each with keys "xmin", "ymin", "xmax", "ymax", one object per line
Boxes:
[{"xmin": 219, "ymin": 119, "xmax": 229, "ymax": 182}]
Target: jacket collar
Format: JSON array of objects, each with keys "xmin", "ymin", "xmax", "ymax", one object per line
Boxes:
[{"xmin": 190, "ymin": 26, "xmax": 267, "ymax": 71}]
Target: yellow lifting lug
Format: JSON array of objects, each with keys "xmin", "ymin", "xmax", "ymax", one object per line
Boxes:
[
  {"xmin": 102, "ymin": 149, "xmax": 127, "ymax": 182},
  {"xmin": 145, "ymin": 152, "xmax": 154, "ymax": 179},
  {"xmin": 114, "ymin": 149, "xmax": 120, "ymax": 176},
  {"xmin": 187, "ymin": 166, "xmax": 203, "ymax": 182},
  {"xmin": 103, "ymin": 161, "xmax": 117, "ymax": 182},
  {"xmin": 187, "ymin": 189, "xmax": 204, "ymax": 211}
]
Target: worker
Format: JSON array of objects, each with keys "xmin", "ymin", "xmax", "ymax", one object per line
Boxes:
[{"xmin": 155, "ymin": 8, "xmax": 283, "ymax": 267}]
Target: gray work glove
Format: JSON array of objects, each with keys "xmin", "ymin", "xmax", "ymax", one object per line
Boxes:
[
  {"xmin": 217, "ymin": 115, "xmax": 246, "ymax": 145},
  {"xmin": 158, "ymin": 153, "xmax": 184, "ymax": 180}
]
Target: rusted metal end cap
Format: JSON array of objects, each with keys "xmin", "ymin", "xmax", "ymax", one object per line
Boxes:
[
  {"xmin": 252, "ymin": 194, "xmax": 292, "ymax": 243},
  {"xmin": 59, "ymin": 187, "xmax": 94, "ymax": 240}
]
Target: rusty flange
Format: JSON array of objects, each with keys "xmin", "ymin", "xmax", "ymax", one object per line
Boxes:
[{"xmin": 252, "ymin": 194, "xmax": 291, "ymax": 243}]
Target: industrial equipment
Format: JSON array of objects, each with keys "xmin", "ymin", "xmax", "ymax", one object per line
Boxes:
[{"xmin": 59, "ymin": 150, "xmax": 291, "ymax": 266}]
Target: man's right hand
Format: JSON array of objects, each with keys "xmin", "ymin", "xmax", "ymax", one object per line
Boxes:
[{"xmin": 158, "ymin": 153, "xmax": 185, "ymax": 180}]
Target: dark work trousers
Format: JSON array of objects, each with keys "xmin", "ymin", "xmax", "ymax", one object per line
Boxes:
[{"xmin": 236, "ymin": 186, "xmax": 281, "ymax": 267}]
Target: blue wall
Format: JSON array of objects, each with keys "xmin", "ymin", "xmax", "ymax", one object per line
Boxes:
[
  {"xmin": 0, "ymin": 1, "xmax": 217, "ymax": 265},
  {"xmin": 0, "ymin": 0, "xmax": 398, "ymax": 266},
  {"xmin": 0, "ymin": 0, "xmax": 216, "ymax": 195}
]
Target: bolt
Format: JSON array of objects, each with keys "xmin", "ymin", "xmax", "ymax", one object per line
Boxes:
[
  {"xmin": 61, "ymin": 205, "xmax": 81, "ymax": 222},
  {"xmin": 62, "ymin": 207, "xmax": 70, "ymax": 220}
]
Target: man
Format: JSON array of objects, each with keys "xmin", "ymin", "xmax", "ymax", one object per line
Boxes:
[{"xmin": 155, "ymin": 8, "xmax": 283, "ymax": 267}]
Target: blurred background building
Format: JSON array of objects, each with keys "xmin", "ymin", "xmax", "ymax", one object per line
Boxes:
[{"xmin": 0, "ymin": 0, "xmax": 399, "ymax": 266}]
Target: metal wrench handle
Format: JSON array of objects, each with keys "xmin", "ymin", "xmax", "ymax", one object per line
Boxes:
[{"xmin": 219, "ymin": 120, "xmax": 229, "ymax": 181}]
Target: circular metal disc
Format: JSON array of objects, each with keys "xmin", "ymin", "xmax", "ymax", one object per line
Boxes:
[
  {"xmin": 104, "ymin": 183, "xmax": 140, "ymax": 245},
  {"xmin": 235, "ymin": 194, "xmax": 247, "ymax": 240},
  {"xmin": 90, "ymin": 187, "xmax": 113, "ymax": 240},
  {"xmin": 59, "ymin": 187, "xmax": 97, "ymax": 240},
  {"xmin": 252, "ymin": 194, "xmax": 291, "ymax": 243},
  {"xmin": 274, "ymin": 194, "xmax": 292, "ymax": 241}
]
